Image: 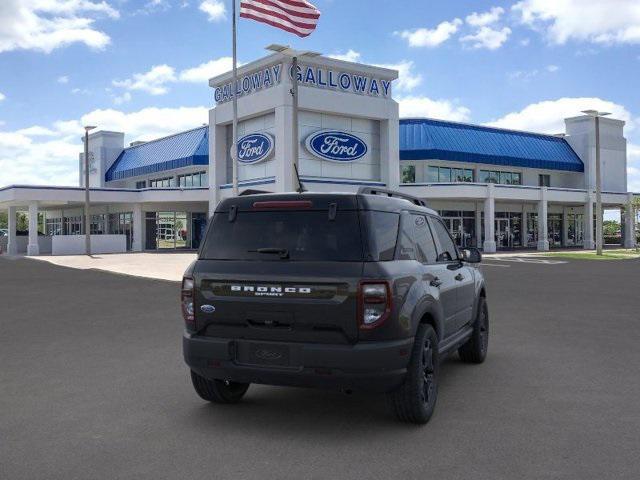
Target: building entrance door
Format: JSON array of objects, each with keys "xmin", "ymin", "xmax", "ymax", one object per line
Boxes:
[
  {"xmin": 442, "ymin": 218, "xmax": 463, "ymax": 247},
  {"xmin": 495, "ymin": 218, "xmax": 512, "ymax": 249}
]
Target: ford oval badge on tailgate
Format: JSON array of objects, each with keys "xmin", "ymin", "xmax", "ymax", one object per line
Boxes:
[{"xmin": 200, "ymin": 304, "xmax": 216, "ymax": 314}]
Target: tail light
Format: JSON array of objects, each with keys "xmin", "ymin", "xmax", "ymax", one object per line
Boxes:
[
  {"xmin": 358, "ymin": 281, "xmax": 392, "ymax": 330},
  {"xmin": 181, "ymin": 277, "xmax": 195, "ymax": 328}
]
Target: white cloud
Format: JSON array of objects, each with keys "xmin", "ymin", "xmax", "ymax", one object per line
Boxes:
[
  {"xmin": 179, "ymin": 57, "xmax": 234, "ymax": 82},
  {"xmin": 0, "ymin": 92, "xmax": 5, "ymax": 102},
  {"xmin": 328, "ymin": 50, "xmax": 362, "ymax": 63},
  {"xmin": 486, "ymin": 97, "xmax": 635, "ymax": 134},
  {"xmin": 113, "ymin": 64, "xmax": 177, "ymax": 95},
  {"xmin": 199, "ymin": 0, "xmax": 226, "ymax": 22},
  {"xmin": 513, "ymin": 0, "xmax": 640, "ymax": 45},
  {"xmin": 398, "ymin": 96, "xmax": 471, "ymax": 122},
  {"xmin": 396, "ymin": 19, "xmax": 463, "ymax": 48},
  {"xmin": 57, "ymin": 75, "xmax": 69, "ymax": 84},
  {"xmin": 520, "ymin": 38, "xmax": 531, "ymax": 46},
  {"xmin": 461, "ymin": 26, "xmax": 511, "ymax": 50},
  {"xmin": 508, "ymin": 64, "xmax": 560, "ymax": 81},
  {"xmin": 0, "ymin": 106, "xmax": 209, "ymax": 187},
  {"xmin": 326, "ymin": 53, "xmax": 422, "ymax": 93},
  {"xmin": 0, "ymin": 0, "xmax": 119, "ymax": 54},
  {"xmin": 466, "ymin": 7, "xmax": 504, "ymax": 27},
  {"xmin": 373, "ymin": 60, "xmax": 422, "ymax": 93},
  {"xmin": 113, "ymin": 91, "xmax": 132, "ymax": 105}
]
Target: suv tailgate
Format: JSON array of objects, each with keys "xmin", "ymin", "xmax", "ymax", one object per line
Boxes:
[{"xmin": 193, "ymin": 260, "xmax": 363, "ymax": 344}]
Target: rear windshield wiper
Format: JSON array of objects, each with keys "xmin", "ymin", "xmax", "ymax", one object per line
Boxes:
[{"xmin": 248, "ymin": 247, "xmax": 290, "ymax": 259}]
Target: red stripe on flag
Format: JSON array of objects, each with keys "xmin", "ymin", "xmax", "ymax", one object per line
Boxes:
[
  {"xmin": 239, "ymin": 0, "xmax": 320, "ymax": 37},
  {"xmin": 239, "ymin": 11, "xmax": 313, "ymax": 37},
  {"xmin": 248, "ymin": 0, "xmax": 320, "ymax": 19},
  {"xmin": 240, "ymin": 3, "xmax": 317, "ymax": 29}
]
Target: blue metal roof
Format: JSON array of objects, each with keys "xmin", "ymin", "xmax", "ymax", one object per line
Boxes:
[
  {"xmin": 399, "ymin": 118, "xmax": 584, "ymax": 172},
  {"xmin": 105, "ymin": 126, "xmax": 209, "ymax": 181}
]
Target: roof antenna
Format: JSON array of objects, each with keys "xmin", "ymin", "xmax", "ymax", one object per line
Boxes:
[{"xmin": 294, "ymin": 163, "xmax": 307, "ymax": 193}]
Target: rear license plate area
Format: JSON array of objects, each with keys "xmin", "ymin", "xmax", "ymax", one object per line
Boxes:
[{"xmin": 236, "ymin": 342, "xmax": 291, "ymax": 367}]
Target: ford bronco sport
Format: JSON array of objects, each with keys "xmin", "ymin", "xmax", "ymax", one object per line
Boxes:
[{"xmin": 182, "ymin": 188, "xmax": 488, "ymax": 424}]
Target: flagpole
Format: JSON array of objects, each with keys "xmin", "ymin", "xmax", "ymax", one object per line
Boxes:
[
  {"xmin": 231, "ymin": 0, "xmax": 239, "ymax": 196},
  {"xmin": 291, "ymin": 55, "xmax": 300, "ymax": 192}
]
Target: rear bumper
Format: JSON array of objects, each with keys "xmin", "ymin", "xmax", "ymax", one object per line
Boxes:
[{"xmin": 183, "ymin": 333, "xmax": 414, "ymax": 393}]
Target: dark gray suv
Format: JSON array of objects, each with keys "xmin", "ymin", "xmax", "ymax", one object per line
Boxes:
[{"xmin": 182, "ymin": 188, "xmax": 488, "ymax": 424}]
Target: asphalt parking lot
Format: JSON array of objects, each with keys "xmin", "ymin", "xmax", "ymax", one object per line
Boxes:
[{"xmin": 1, "ymin": 256, "xmax": 639, "ymax": 480}]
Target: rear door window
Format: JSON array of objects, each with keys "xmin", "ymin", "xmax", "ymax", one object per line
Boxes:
[
  {"xmin": 428, "ymin": 217, "xmax": 459, "ymax": 262},
  {"xmin": 412, "ymin": 214, "xmax": 438, "ymax": 263},
  {"xmin": 362, "ymin": 211, "xmax": 399, "ymax": 261},
  {"xmin": 396, "ymin": 214, "xmax": 417, "ymax": 261},
  {"xmin": 201, "ymin": 210, "xmax": 363, "ymax": 261}
]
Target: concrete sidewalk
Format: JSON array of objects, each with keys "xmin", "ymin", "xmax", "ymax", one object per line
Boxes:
[
  {"xmin": 18, "ymin": 247, "xmax": 625, "ymax": 282},
  {"xmin": 28, "ymin": 252, "xmax": 196, "ymax": 281}
]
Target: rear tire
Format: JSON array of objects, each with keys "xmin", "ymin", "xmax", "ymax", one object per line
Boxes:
[
  {"xmin": 387, "ymin": 324, "xmax": 439, "ymax": 424},
  {"xmin": 458, "ymin": 296, "xmax": 489, "ymax": 364},
  {"xmin": 190, "ymin": 370, "xmax": 249, "ymax": 404}
]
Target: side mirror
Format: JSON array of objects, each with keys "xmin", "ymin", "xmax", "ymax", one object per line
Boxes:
[{"xmin": 461, "ymin": 247, "xmax": 482, "ymax": 264}]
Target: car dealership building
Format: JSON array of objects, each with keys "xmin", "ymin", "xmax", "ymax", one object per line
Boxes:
[{"xmin": 0, "ymin": 52, "xmax": 637, "ymax": 255}]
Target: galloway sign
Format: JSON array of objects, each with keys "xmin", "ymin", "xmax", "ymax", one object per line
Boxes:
[
  {"xmin": 305, "ymin": 131, "xmax": 368, "ymax": 163},
  {"xmin": 214, "ymin": 64, "xmax": 282, "ymax": 104},
  {"xmin": 234, "ymin": 133, "xmax": 275, "ymax": 164},
  {"xmin": 213, "ymin": 61, "xmax": 394, "ymax": 104},
  {"xmin": 292, "ymin": 64, "xmax": 392, "ymax": 99}
]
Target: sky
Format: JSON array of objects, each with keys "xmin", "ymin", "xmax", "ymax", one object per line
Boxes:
[{"xmin": 1, "ymin": 0, "xmax": 639, "ymax": 196}]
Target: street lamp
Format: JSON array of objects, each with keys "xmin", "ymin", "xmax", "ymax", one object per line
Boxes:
[
  {"xmin": 581, "ymin": 110, "xmax": 610, "ymax": 256},
  {"xmin": 266, "ymin": 44, "xmax": 321, "ymax": 192},
  {"xmin": 83, "ymin": 125, "xmax": 97, "ymax": 256}
]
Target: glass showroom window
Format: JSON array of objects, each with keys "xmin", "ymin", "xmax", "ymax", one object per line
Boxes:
[
  {"xmin": 178, "ymin": 171, "xmax": 207, "ymax": 188},
  {"xmin": 149, "ymin": 177, "xmax": 175, "ymax": 188},
  {"xmin": 401, "ymin": 165, "xmax": 416, "ymax": 183},
  {"xmin": 90, "ymin": 214, "xmax": 107, "ymax": 235},
  {"xmin": 480, "ymin": 170, "xmax": 521, "ymax": 185},
  {"xmin": 64, "ymin": 216, "xmax": 83, "ymax": 235},
  {"xmin": 428, "ymin": 166, "xmax": 473, "ymax": 183},
  {"xmin": 539, "ymin": 174, "xmax": 551, "ymax": 187},
  {"xmin": 108, "ymin": 212, "xmax": 133, "ymax": 250},
  {"xmin": 46, "ymin": 218, "xmax": 63, "ymax": 236}
]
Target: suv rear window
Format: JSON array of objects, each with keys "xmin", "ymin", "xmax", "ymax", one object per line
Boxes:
[{"xmin": 201, "ymin": 210, "xmax": 363, "ymax": 261}]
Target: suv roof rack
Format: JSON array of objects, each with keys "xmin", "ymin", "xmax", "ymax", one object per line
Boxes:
[{"xmin": 357, "ymin": 187, "xmax": 428, "ymax": 207}]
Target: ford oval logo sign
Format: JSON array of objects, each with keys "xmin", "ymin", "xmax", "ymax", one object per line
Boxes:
[
  {"xmin": 305, "ymin": 130, "xmax": 368, "ymax": 163},
  {"xmin": 234, "ymin": 133, "xmax": 274, "ymax": 164}
]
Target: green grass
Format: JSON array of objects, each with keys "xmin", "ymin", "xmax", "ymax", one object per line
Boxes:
[{"xmin": 543, "ymin": 249, "xmax": 640, "ymax": 260}]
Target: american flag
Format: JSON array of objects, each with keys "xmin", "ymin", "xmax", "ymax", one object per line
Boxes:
[{"xmin": 240, "ymin": 0, "xmax": 321, "ymax": 38}]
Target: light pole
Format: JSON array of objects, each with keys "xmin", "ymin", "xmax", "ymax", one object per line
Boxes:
[
  {"xmin": 581, "ymin": 110, "xmax": 610, "ymax": 256},
  {"xmin": 83, "ymin": 125, "xmax": 96, "ymax": 256},
  {"xmin": 266, "ymin": 44, "xmax": 320, "ymax": 192}
]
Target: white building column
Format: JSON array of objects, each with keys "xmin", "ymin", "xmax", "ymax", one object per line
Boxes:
[
  {"xmin": 624, "ymin": 193, "xmax": 637, "ymax": 248},
  {"xmin": 208, "ymin": 109, "xmax": 227, "ymax": 216},
  {"xmin": 562, "ymin": 207, "xmax": 570, "ymax": 247},
  {"xmin": 537, "ymin": 187, "xmax": 550, "ymax": 251},
  {"xmin": 584, "ymin": 196, "xmax": 595, "ymax": 249},
  {"xmin": 274, "ymin": 104, "xmax": 295, "ymax": 194},
  {"xmin": 132, "ymin": 204, "xmax": 143, "ymax": 252},
  {"xmin": 27, "ymin": 203, "xmax": 40, "ymax": 256},
  {"xmin": 7, "ymin": 206, "xmax": 18, "ymax": 255},
  {"xmin": 380, "ymin": 114, "xmax": 400, "ymax": 190},
  {"xmin": 475, "ymin": 203, "xmax": 482, "ymax": 248},
  {"xmin": 483, "ymin": 184, "xmax": 496, "ymax": 253}
]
